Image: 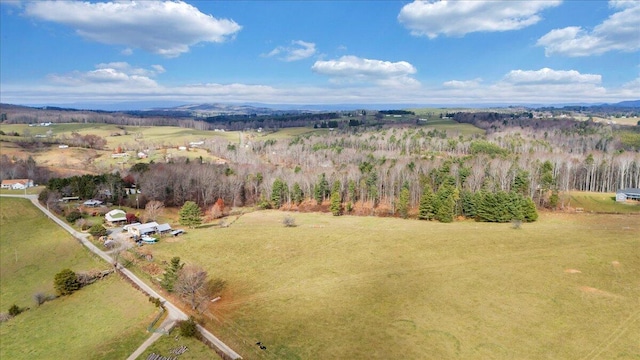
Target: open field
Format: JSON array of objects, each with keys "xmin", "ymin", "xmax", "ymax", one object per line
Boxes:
[
  {"xmin": 143, "ymin": 210, "xmax": 639, "ymax": 359},
  {"xmin": 141, "ymin": 332, "xmax": 216, "ymax": 360},
  {"xmin": 0, "ymin": 276, "xmax": 158, "ymax": 360},
  {"xmin": 567, "ymin": 191, "xmax": 640, "ymax": 214},
  {"xmin": 0, "ymin": 197, "xmax": 157, "ymax": 359}
]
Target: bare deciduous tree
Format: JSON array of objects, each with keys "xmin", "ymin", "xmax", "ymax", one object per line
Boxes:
[
  {"xmin": 143, "ymin": 200, "xmax": 165, "ymax": 223},
  {"xmin": 175, "ymin": 265, "xmax": 208, "ymax": 310}
]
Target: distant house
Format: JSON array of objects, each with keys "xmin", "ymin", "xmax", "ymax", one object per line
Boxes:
[
  {"xmin": 105, "ymin": 209, "xmax": 127, "ymax": 225},
  {"xmin": 616, "ymin": 188, "xmax": 640, "ymax": 202},
  {"xmin": 83, "ymin": 199, "xmax": 103, "ymax": 207},
  {"xmin": 127, "ymin": 222, "xmax": 172, "ymax": 237},
  {"xmin": 1, "ymin": 179, "xmax": 34, "ymax": 190}
]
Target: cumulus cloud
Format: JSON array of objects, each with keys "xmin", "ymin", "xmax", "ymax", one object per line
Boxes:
[
  {"xmin": 312, "ymin": 55, "xmax": 420, "ymax": 87},
  {"xmin": 398, "ymin": 0, "xmax": 561, "ymax": 38},
  {"xmin": 24, "ymin": 0, "xmax": 241, "ymax": 57},
  {"xmin": 502, "ymin": 68, "xmax": 601, "ymax": 85},
  {"xmin": 47, "ymin": 63, "xmax": 163, "ymax": 88},
  {"xmin": 263, "ymin": 40, "xmax": 317, "ymax": 61},
  {"xmin": 537, "ymin": 1, "xmax": 640, "ymax": 56}
]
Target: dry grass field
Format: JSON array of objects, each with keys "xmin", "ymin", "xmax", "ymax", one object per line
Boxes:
[{"xmin": 142, "ymin": 210, "xmax": 640, "ymax": 359}]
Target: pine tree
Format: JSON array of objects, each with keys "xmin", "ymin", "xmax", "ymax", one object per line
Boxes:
[
  {"xmin": 161, "ymin": 257, "xmax": 184, "ymax": 292},
  {"xmin": 179, "ymin": 201, "xmax": 202, "ymax": 228},
  {"xmin": 271, "ymin": 178, "xmax": 288, "ymax": 208},
  {"xmin": 397, "ymin": 187, "xmax": 410, "ymax": 219},
  {"xmin": 54, "ymin": 269, "xmax": 80, "ymax": 296},
  {"xmin": 418, "ymin": 184, "xmax": 435, "ymax": 220},
  {"xmin": 292, "ymin": 182, "xmax": 304, "ymax": 205},
  {"xmin": 330, "ymin": 191, "xmax": 342, "ymax": 216},
  {"xmin": 460, "ymin": 190, "xmax": 478, "ymax": 218},
  {"xmin": 522, "ymin": 197, "xmax": 539, "ymax": 222},
  {"xmin": 314, "ymin": 173, "xmax": 329, "ymax": 204}
]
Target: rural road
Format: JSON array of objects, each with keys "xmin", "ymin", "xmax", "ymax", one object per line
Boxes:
[{"xmin": 0, "ymin": 194, "xmax": 242, "ymax": 360}]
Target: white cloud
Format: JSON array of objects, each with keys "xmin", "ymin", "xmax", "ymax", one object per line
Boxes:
[
  {"xmin": 398, "ymin": 0, "xmax": 561, "ymax": 38},
  {"xmin": 24, "ymin": 0, "xmax": 241, "ymax": 57},
  {"xmin": 537, "ymin": 1, "xmax": 640, "ymax": 56},
  {"xmin": 443, "ymin": 78, "xmax": 482, "ymax": 88},
  {"xmin": 1, "ymin": 64, "xmax": 636, "ymax": 106},
  {"xmin": 311, "ymin": 55, "xmax": 420, "ymax": 87},
  {"xmin": 502, "ymin": 68, "xmax": 601, "ymax": 85},
  {"xmin": 263, "ymin": 40, "xmax": 317, "ymax": 61},
  {"xmin": 47, "ymin": 63, "xmax": 163, "ymax": 88}
]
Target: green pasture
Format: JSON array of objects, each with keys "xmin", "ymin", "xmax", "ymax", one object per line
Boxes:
[
  {"xmin": 422, "ymin": 118, "xmax": 485, "ymax": 136},
  {"xmin": 567, "ymin": 191, "xmax": 640, "ymax": 214},
  {"xmin": 0, "ymin": 197, "xmax": 104, "ymax": 308},
  {"xmin": 0, "ymin": 197, "xmax": 158, "ymax": 359},
  {"xmin": 145, "ymin": 210, "xmax": 639, "ymax": 359},
  {"xmin": 0, "ymin": 276, "xmax": 158, "ymax": 360}
]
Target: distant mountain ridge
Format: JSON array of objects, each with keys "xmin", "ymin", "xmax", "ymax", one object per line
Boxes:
[{"xmin": 1, "ymin": 100, "xmax": 639, "ymax": 114}]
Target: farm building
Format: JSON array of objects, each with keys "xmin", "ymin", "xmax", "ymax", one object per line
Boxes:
[
  {"xmin": 616, "ymin": 188, "xmax": 640, "ymax": 202},
  {"xmin": 105, "ymin": 209, "xmax": 127, "ymax": 225},
  {"xmin": 126, "ymin": 222, "xmax": 172, "ymax": 237},
  {"xmin": 1, "ymin": 179, "xmax": 34, "ymax": 190}
]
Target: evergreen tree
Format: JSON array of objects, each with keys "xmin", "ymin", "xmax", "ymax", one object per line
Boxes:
[
  {"xmin": 512, "ymin": 169, "xmax": 530, "ymax": 195},
  {"xmin": 522, "ymin": 197, "xmax": 539, "ymax": 222},
  {"xmin": 461, "ymin": 190, "xmax": 478, "ymax": 218},
  {"xmin": 330, "ymin": 191, "xmax": 342, "ymax": 216},
  {"xmin": 291, "ymin": 182, "xmax": 304, "ymax": 205},
  {"xmin": 347, "ymin": 179, "xmax": 357, "ymax": 202},
  {"xmin": 476, "ymin": 191, "xmax": 497, "ymax": 222},
  {"xmin": 397, "ymin": 187, "xmax": 410, "ymax": 219},
  {"xmin": 54, "ymin": 269, "xmax": 80, "ymax": 296},
  {"xmin": 179, "ymin": 201, "xmax": 202, "ymax": 228},
  {"xmin": 418, "ymin": 184, "xmax": 435, "ymax": 220},
  {"xmin": 161, "ymin": 257, "xmax": 184, "ymax": 292},
  {"xmin": 434, "ymin": 183, "xmax": 456, "ymax": 222},
  {"xmin": 271, "ymin": 178, "xmax": 288, "ymax": 208},
  {"xmin": 314, "ymin": 173, "xmax": 329, "ymax": 204}
]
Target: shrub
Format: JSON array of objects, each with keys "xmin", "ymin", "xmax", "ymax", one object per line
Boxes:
[
  {"xmin": 54, "ymin": 268, "xmax": 80, "ymax": 296},
  {"xmin": 178, "ymin": 317, "xmax": 198, "ymax": 338},
  {"xmin": 75, "ymin": 218, "xmax": 93, "ymax": 231},
  {"xmin": 149, "ymin": 296, "xmax": 164, "ymax": 309},
  {"xmin": 8, "ymin": 304, "xmax": 25, "ymax": 317},
  {"xmin": 33, "ymin": 292, "xmax": 55, "ymax": 306},
  {"xmin": 282, "ymin": 215, "xmax": 296, "ymax": 227},
  {"xmin": 89, "ymin": 223, "xmax": 108, "ymax": 238},
  {"xmin": 66, "ymin": 210, "xmax": 83, "ymax": 223},
  {"xmin": 0, "ymin": 313, "xmax": 12, "ymax": 323}
]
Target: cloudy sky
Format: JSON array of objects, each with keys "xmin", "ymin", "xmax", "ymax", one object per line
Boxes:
[{"xmin": 1, "ymin": 0, "xmax": 638, "ymax": 108}]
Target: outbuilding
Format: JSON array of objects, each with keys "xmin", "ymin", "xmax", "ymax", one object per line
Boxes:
[{"xmin": 616, "ymin": 188, "xmax": 640, "ymax": 202}]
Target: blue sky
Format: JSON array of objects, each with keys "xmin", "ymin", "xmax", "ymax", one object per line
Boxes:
[{"xmin": 1, "ymin": 0, "xmax": 638, "ymax": 109}]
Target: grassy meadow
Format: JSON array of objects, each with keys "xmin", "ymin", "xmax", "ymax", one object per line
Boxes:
[
  {"xmin": 144, "ymin": 210, "xmax": 639, "ymax": 359},
  {"xmin": 567, "ymin": 191, "xmax": 640, "ymax": 214},
  {"xmin": 0, "ymin": 197, "xmax": 158, "ymax": 359}
]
